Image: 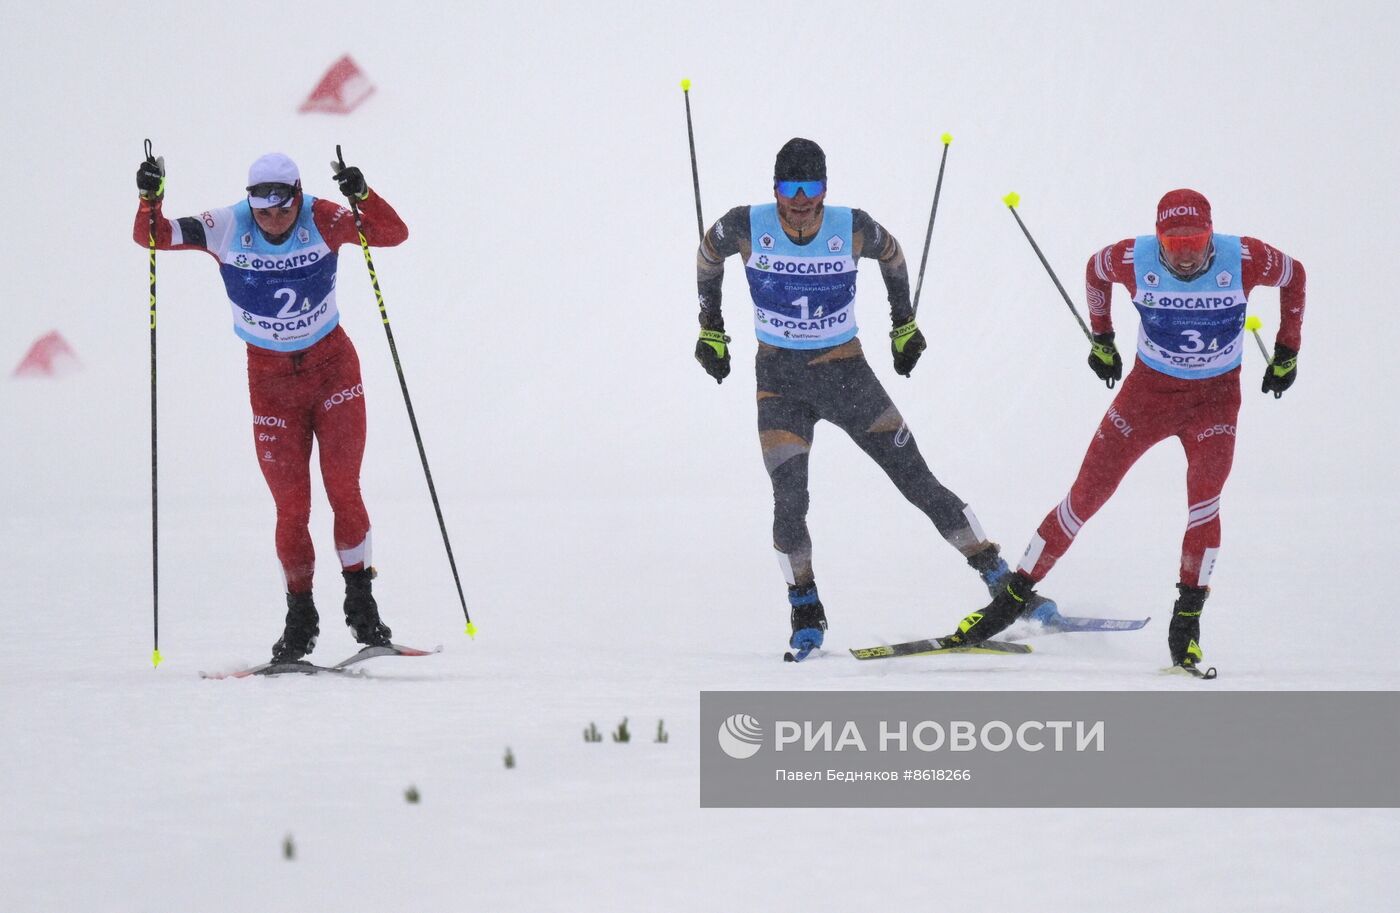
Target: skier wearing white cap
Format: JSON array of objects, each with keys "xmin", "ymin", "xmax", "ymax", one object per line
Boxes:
[{"xmin": 133, "ymin": 151, "xmax": 408, "ymax": 664}]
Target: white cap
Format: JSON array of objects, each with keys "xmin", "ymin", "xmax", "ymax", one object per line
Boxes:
[{"xmin": 246, "ymin": 153, "xmax": 302, "ymax": 208}]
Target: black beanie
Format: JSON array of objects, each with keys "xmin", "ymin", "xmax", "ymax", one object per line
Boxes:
[{"xmin": 774, "ymin": 138, "xmax": 826, "ymax": 181}]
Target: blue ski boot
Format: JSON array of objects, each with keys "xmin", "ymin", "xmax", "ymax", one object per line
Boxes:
[
  {"xmin": 788, "ymin": 583, "xmax": 827, "ymax": 654},
  {"xmin": 967, "ymin": 544, "xmax": 1011, "ymax": 598},
  {"xmin": 1022, "ymin": 593, "xmax": 1063, "ymax": 625}
]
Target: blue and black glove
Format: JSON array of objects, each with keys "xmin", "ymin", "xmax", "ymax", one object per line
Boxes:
[
  {"xmin": 1261, "ymin": 343, "xmax": 1298, "ymax": 398},
  {"xmin": 695, "ymin": 329, "xmax": 731, "ymax": 384},
  {"xmin": 890, "ymin": 320, "xmax": 926, "ymax": 377},
  {"xmin": 136, "ymin": 156, "xmax": 165, "ymax": 201},
  {"xmin": 1088, "ymin": 332, "xmax": 1122, "ymax": 387}
]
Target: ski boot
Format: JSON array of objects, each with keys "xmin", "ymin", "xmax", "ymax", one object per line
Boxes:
[
  {"xmin": 788, "ymin": 583, "xmax": 827, "ymax": 653},
  {"xmin": 967, "ymin": 545, "xmax": 1062, "ymax": 626},
  {"xmin": 343, "ymin": 567, "xmax": 393, "ymax": 648},
  {"xmin": 1021, "ymin": 593, "xmax": 1064, "ymax": 626},
  {"xmin": 1169, "ymin": 583, "xmax": 1211, "ymax": 674},
  {"xmin": 271, "ymin": 591, "xmax": 320, "ymax": 663},
  {"xmin": 943, "ymin": 570, "xmax": 1038, "ymax": 647},
  {"xmin": 967, "ymin": 544, "xmax": 1011, "ymax": 598}
]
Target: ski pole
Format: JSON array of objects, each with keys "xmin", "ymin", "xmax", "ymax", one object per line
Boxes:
[
  {"xmin": 1243, "ymin": 314, "xmax": 1271, "ymax": 361},
  {"xmin": 145, "ymin": 138, "xmax": 162, "ymax": 669},
  {"xmin": 1002, "ymin": 192, "xmax": 1093, "ymax": 342},
  {"xmin": 680, "ymin": 79, "xmax": 704, "ymax": 242},
  {"xmin": 912, "ymin": 133, "xmax": 953, "ymax": 316},
  {"xmin": 335, "ymin": 146, "xmax": 476, "ymax": 638}
]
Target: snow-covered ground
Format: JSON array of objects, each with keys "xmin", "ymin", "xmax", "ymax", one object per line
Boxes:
[{"xmin": 3, "ymin": 2, "xmax": 1397, "ymax": 910}]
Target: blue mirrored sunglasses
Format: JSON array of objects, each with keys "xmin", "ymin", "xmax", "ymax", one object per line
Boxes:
[{"xmin": 775, "ymin": 179, "xmax": 826, "ymax": 198}]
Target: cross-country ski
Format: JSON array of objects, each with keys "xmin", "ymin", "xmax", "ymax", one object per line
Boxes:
[{"xmin": 199, "ymin": 643, "xmax": 442, "ymax": 680}]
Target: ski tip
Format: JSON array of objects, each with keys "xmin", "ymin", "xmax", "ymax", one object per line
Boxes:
[
  {"xmin": 1003, "ymin": 191, "xmax": 1021, "ymax": 208},
  {"xmin": 941, "ymin": 131, "xmax": 953, "ymax": 145},
  {"xmin": 378, "ymin": 643, "xmax": 442, "ymax": 657},
  {"xmin": 198, "ymin": 668, "xmax": 254, "ymax": 680},
  {"xmin": 680, "ymin": 78, "xmax": 691, "ymax": 91},
  {"xmin": 151, "ymin": 648, "xmax": 163, "ymax": 669},
  {"xmin": 199, "ymin": 667, "xmax": 251, "ymax": 680},
  {"xmin": 1245, "ymin": 315, "xmax": 1263, "ymax": 332},
  {"xmin": 464, "ymin": 621, "xmax": 478, "ymax": 639}
]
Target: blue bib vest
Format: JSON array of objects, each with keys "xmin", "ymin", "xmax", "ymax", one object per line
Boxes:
[
  {"xmin": 217, "ymin": 196, "xmax": 341, "ymax": 352},
  {"xmin": 744, "ymin": 204, "xmax": 858, "ymax": 349},
  {"xmin": 1131, "ymin": 233, "xmax": 1247, "ymax": 379}
]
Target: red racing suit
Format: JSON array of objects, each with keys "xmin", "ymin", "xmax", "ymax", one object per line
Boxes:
[
  {"xmin": 1018, "ymin": 235, "xmax": 1306, "ymax": 588},
  {"xmin": 133, "ymin": 192, "xmax": 408, "ymax": 593}
]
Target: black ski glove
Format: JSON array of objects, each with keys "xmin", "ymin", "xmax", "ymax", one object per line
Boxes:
[
  {"xmin": 1088, "ymin": 332, "xmax": 1122, "ymax": 387},
  {"xmin": 695, "ymin": 329, "xmax": 731, "ymax": 384},
  {"xmin": 1261, "ymin": 343, "xmax": 1298, "ymax": 398},
  {"xmin": 331, "ymin": 164, "xmax": 368, "ymax": 201},
  {"xmin": 137, "ymin": 156, "xmax": 165, "ymax": 201},
  {"xmin": 890, "ymin": 320, "xmax": 926, "ymax": 377}
]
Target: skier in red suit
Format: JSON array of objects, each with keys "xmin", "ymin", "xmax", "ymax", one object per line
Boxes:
[
  {"xmin": 133, "ymin": 151, "xmax": 408, "ymax": 663},
  {"xmin": 943, "ymin": 189, "xmax": 1306, "ymax": 674}
]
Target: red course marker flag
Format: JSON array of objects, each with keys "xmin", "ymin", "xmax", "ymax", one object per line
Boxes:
[
  {"xmin": 13, "ymin": 331, "xmax": 79, "ymax": 377},
  {"xmin": 298, "ymin": 54, "xmax": 375, "ymax": 115}
]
